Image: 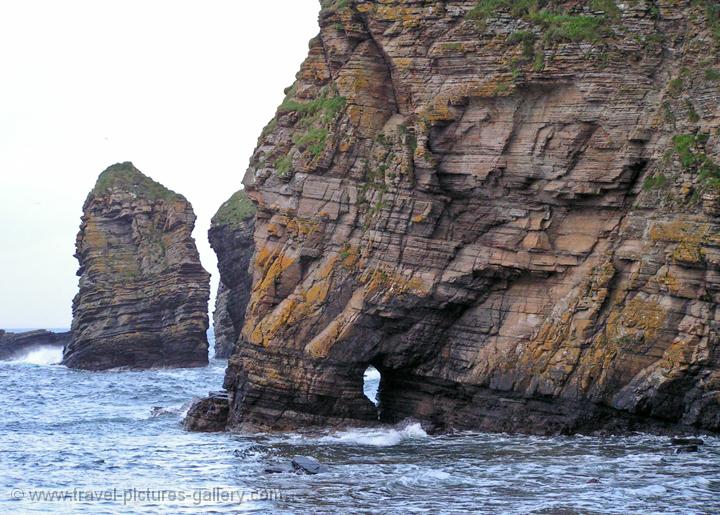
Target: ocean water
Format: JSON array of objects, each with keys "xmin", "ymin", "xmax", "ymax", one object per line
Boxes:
[{"xmin": 1, "ymin": 334, "xmax": 719, "ymax": 514}]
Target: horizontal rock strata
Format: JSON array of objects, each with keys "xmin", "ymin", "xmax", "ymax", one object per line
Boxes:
[
  {"xmin": 194, "ymin": 0, "xmax": 720, "ymax": 434},
  {"xmin": 183, "ymin": 392, "xmax": 230, "ymax": 432},
  {"xmin": 63, "ymin": 162, "xmax": 210, "ymax": 370}
]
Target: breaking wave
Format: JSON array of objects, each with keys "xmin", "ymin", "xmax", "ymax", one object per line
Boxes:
[
  {"xmin": 317, "ymin": 422, "xmax": 429, "ymax": 447},
  {"xmin": 9, "ymin": 345, "xmax": 63, "ymax": 366}
]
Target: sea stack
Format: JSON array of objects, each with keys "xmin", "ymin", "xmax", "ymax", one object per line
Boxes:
[
  {"xmin": 188, "ymin": 1, "xmax": 720, "ymax": 435},
  {"xmin": 208, "ymin": 190, "xmax": 256, "ymax": 359},
  {"xmin": 62, "ymin": 162, "xmax": 210, "ymax": 370}
]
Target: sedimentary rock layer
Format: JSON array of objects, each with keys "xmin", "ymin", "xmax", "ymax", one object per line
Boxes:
[
  {"xmin": 183, "ymin": 392, "xmax": 230, "ymax": 432},
  {"xmin": 0, "ymin": 330, "xmax": 71, "ymax": 360},
  {"xmin": 194, "ymin": 0, "xmax": 720, "ymax": 434},
  {"xmin": 209, "ymin": 190, "xmax": 256, "ymax": 358},
  {"xmin": 63, "ymin": 162, "xmax": 210, "ymax": 370}
]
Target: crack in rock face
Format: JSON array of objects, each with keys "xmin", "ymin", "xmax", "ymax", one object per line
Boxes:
[
  {"xmin": 189, "ymin": 0, "xmax": 720, "ymax": 435},
  {"xmin": 63, "ymin": 162, "xmax": 211, "ymax": 371}
]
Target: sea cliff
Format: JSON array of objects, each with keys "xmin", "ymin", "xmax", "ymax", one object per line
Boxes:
[{"xmin": 192, "ymin": 0, "xmax": 720, "ymax": 434}]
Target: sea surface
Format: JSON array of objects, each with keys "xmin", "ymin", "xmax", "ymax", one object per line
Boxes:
[{"xmin": 1, "ymin": 331, "xmax": 720, "ymax": 514}]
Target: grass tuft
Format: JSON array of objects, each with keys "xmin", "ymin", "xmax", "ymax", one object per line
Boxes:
[
  {"xmin": 212, "ymin": 190, "xmax": 256, "ymax": 227},
  {"xmin": 92, "ymin": 162, "xmax": 180, "ymax": 202}
]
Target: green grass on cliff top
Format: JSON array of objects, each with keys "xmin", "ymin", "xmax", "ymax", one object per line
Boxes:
[
  {"xmin": 467, "ymin": 0, "xmax": 616, "ymax": 44},
  {"xmin": 212, "ymin": 189, "xmax": 256, "ymax": 227},
  {"xmin": 92, "ymin": 162, "xmax": 181, "ymax": 201}
]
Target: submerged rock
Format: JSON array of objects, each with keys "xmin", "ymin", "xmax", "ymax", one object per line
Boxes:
[
  {"xmin": 183, "ymin": 392, "xmax": 229, "ymax": 432},
  {"xmin": 62, "ymin": 162, "xmax": 210, "ymax": 370},
  {"xmin": 233, "ymin": 448, "xmax": 256, "ymax": 459},
  {"xmin": 261, "ymin": 457, "xmax": 328, "ymax": 475},
  {"xmin": 0, "ymin": 329, "xmax": 71, "ymax": 360},
  {"xmin": 291, "ymin": 456, "xmax": 328, "ymax": 475},
  {"xmin": 671, "ymin": 438, "xmax": 704, "ymax": 446},
  {"xmin": 205, "ymin": 2, "xmax": 720, "ymax": 435},
  {"xmin": 264, "ymin": 465, "xmax": 293, "ymax": 474},
  {"xmin": 209, "ymin": 190, "xmax": 256, "ymax": 359}
]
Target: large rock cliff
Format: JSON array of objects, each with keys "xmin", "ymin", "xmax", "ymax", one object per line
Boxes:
[
  {"xmin": 209, "ymin": 190, "xmax": 256, "ymax": 358},
  {"xmin": 63, "ymin": 162, "xmax": 211, "ymax": 370},
  {"xmin": 200, "ymin": 0, "xmax": 720, "ymax": 434}
]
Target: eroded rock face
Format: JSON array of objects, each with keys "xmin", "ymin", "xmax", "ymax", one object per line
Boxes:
[
  {"xmin": 183, "ymin": 392, "xmax": 230, "ymax": 432},
  {"xmin": 0, "ymin": 330, "xmax": 71, "ymax": 360},
  {"xmin": 210, "ymin": 1, "xmax": 720, "ymax": 434},
  {"xmin": 63, "ymin": 162, "xmax": 210, "ymax": 370},
  {"xmin": 209, "ymin": 191, "xmax": 256, "ymax": 358}
]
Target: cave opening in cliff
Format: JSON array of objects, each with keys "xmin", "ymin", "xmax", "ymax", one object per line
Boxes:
[{"xmin": 363, "ymin": 365, "xmax": 381, "ymax": 409}]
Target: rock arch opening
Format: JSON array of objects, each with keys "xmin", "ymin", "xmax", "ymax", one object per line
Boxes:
[{"xmin": 363, "ymin": 365, "xmax": 381, "ymax": 412}]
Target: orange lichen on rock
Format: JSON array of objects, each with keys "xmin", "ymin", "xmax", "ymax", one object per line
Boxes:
[{"xmin": 194, "ymin": 0, "xmax": 720, "ymax": 436}]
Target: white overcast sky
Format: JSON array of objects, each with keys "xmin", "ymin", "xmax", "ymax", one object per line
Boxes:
[{"xmin": 0, "ymin": 0, "xmax": 319, "ymax": 329}]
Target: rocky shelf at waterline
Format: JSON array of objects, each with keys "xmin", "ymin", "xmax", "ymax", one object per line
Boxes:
[
  {"xmin": 0, "ymin": 329, "xmax": 71, "ymax": 361},
  {"xmin": 62, "ymin": 162, "xmax": 211, "ymax": 371}
]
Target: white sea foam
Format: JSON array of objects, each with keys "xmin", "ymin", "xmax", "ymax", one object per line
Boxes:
[
  {"xmin": 318, "ymin": 422, "xmax": 428, "ymax": 447},
  {"xmin": 625, "ymin": 484, "xmax": 668, "ymax": 497},
  {"xmin": 150, "ymin": 405, "xmax": 182, "ymax": 418},
  {"xmin": 398, "ymin": 468, "xmax": 452, "ymax": 487},
  {"xmin": 10, "ymin": 346, "xmax": 63, "ymax": 366}
]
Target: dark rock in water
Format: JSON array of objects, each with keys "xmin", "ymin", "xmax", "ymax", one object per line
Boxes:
[
  {"xmin": 208, "ymin": 190, "xmax": 255, "ymax": 359},
  {"xmin": 183, "ymin": 392, "xmax": 229, "ymax": 432},
  {"xmin": 291, "ymin": 456, "xmax": 328, "ymax": 475},
  {"xmin": 0, "ymin": 329, "xmax": 71, "ymax": 360},
  {"xmin": 62, "ymin": 162, "xmax": 210, "ymax": 371},
  {"xmin": 586, "ymin": 478, "xmax": 600, "ymax": 484},
  {"xmin": 674, "ymin": 445, "xmax": 699, "ymax": 454},
  {"xmin": 671, "ymin": 437, "xmax": 704, "ymax": 446},
  {"xmin": 233, "ymin": 448, "xmax": 255, "ymax": 459},
  {"xmin": 264, "ymin": 465, "xmax": 293, "ymax": 474}
]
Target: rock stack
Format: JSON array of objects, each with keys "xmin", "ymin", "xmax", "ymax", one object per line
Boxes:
[
  {"xmin": 208, "ymin": 190, "xmax": 256, "ymax": 359},
  {"xmin": 63, "ymin": 162, "xmax": 210, "ymax": 370}
]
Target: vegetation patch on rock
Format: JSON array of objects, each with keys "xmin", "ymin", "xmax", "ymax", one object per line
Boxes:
[
  {"xmin": 212, "ymin": 190, "xmax": 256, "ymax": 228},
  {"xmin": 92, "ymin": 162, "xmax": 180, "ymax": 202},
  {"xmin": 468, "ymin": 0, "xmax": 617, "ymax": 44}
]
